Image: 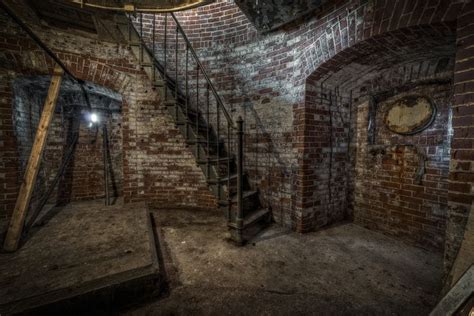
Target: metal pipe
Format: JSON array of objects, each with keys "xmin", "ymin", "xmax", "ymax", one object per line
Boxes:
[
  {"xmin": 103, "ymin": 124, "xmax": 109, "ymax": 206},
  {"xmin": 236, "ymin": 116, "xmax": 244, "ymax": 243}
]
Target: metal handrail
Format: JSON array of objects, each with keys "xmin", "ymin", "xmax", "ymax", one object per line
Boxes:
[
  {"xmin": 127, "ymin": 12, "xmax": 245, "ymax": 238},
  {"xmin": 170, "ymin": 13, "xmax": 235, "ymax": 129}
]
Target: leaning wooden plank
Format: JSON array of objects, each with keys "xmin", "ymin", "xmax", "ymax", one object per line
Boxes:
[{"xmin": 3, "ymin": 65, "xmax": 64, "ymax": 252}]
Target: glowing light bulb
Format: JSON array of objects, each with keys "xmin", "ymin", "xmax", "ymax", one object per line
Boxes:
[{"xmin": 90, "ymin": 113, "xmax": 99, "ymax": 123}]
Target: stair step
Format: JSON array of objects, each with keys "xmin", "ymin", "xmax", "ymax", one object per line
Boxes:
[
  {"xmin": 218, "ymin": 190, "xmax": 257, "ymax": 205},
  {"xmin": 227, "ymin": 208, "xmax": 272, "ymax": 245},
  {"xmin": 207, "ymin": 173, "xmax": 238, "ymax": 185},
  {"xmin": 228, "ymin": 208, "xmax": 271, "ymax": 229}
]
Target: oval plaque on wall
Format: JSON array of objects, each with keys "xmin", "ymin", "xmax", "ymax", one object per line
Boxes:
[{"xmin": 383, "ymin": 96, "xmax": 436, "ymax": 135}]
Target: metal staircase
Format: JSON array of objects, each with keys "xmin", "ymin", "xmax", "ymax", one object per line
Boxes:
[{"xmin": 114, "ymin": 12, "xmax": 271, "ymax": 244}]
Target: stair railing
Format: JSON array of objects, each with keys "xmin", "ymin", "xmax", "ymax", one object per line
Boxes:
[{"xmin": 124, "ymin": 12, "xmax": 244, "ymax": 238}]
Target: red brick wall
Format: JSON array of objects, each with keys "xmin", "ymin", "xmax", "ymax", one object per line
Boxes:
[
  {"xmin": 0, "ymin": 76, "xmax": 20, "ymax": 232},
  {"xmin": 445, "ymin": 1, "xmax": 474, "ymax": 276},
  {"xmin": 132, "ymin": 1, "xmax": 472, "ymax": 272},
  {"xmin": 0, "ymin": 0, "xmax": 472, "ymax": 276},
  {"xmin": 0, "ymin": 3, "xmax": 217, "ymax": 238},
  {"xmin": 58, "ymin": 114, "xmax": 123, "ymax": 202},
  {"xmin": 353, "ymin": 83, "xmax": 452, "ymax": 251},
  {"xmin": 300, "ymin": 21, "xmax": 457, "ymax": 244},
  {"xmin": 10, "ymin": 78, "xmax": 124, "ymax": 205},
  {"xmin": 136, "ymin": 0, "xmax": 467, "ymax": 232}
]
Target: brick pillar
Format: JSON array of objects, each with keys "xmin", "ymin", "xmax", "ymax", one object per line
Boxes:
[
  {"xmin": 294, "ymin": 98, "xmax": 316, "ymax": 232},
  {"xmin": 444, "ymin": 2, "xmax": 474, "ymax": 275},
  {"xmin": 0, "ymin": 79, "xmax": 20, "ymax": 239}
]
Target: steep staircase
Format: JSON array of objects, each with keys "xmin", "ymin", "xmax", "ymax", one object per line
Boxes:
[{"xmin": 114, "ymin": 13, "xmax": 271, "ymax": 244}]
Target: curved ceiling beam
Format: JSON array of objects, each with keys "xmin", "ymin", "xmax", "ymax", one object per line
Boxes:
[{"xmin": 67, "ymin": 0, "xmax": 214, "ymax": 13}]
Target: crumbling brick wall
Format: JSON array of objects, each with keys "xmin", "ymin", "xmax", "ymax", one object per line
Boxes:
[
  {"xmin": 0, "ymin": 3, "xmax": 217, "ymax": 239},
  {"xmin": 0, "ymin": 0, "xmax": 472, "ymax": 278},
  {"xmin": 137, "ymin": 1, "xmax": 468, "ymax": 235},
  {"xmin": 135, "ymin": 0, "xmax": 471, "ymax": 273}
]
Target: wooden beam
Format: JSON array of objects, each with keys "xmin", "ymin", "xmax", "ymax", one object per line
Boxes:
[{"xmin": 3, "ymin": 65, "xmax": 64, "ymax": 252}]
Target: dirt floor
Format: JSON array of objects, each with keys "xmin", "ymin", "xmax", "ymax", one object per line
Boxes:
[
  {"xmin": 122, "ymin": 208, "xmax": 444, "ymax": 316},
  {"xmin": 0, "ymin": 200, "xmax": 159, "ymax": 314}
]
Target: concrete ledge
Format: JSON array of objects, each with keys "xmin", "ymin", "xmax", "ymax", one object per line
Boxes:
[{"xmin": 0, "ymin": 200, "xmax": 161, "ymax": 315}]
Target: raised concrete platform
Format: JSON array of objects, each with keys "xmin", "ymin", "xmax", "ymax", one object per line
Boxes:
[{"xmin": 0, "ymin": 200, "xmax": 161, "ymax": 315}]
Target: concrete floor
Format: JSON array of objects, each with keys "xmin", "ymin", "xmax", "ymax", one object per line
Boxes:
[{"xmin": 122, "ymin": 208, "xmax": 444, "ymax": 316}]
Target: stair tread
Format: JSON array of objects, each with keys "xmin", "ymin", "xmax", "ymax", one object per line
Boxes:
[
  {"xmin": 228, "ymin": 208, "xmax": 270, "ymax": 228},
  {"xmin": 232, "ymin": 190, "xmax": 257, "ymax": 202},
  {"xmin": 218, "ymin": 190, "xmax": 257, "ymax": 205},
  {"xmin": 207, "ymin": 173, "xmax": 238, "ymax": 184}
]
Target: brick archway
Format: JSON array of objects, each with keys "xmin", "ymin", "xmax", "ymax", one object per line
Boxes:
[{"xmin": 294, "ymin": 21, "xmax": 457, "ymax": 236}]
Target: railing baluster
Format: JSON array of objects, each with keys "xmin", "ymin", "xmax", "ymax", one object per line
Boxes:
[
  {"xmin": 216, "ymin": 96, "xmax": 220, "ymax": 199},
  {"xmin": 170, "ymin": 13, "xmax": 232, "ymax": 126},
  {"xmin": 127, "ymin": 13, "xmax": 131, "ymax": 44},
  {"xmin": 227, "ymin": 123, "xmax": 231, "ymax": 221},
  {"xmin": 195, "ymin": 67, "xmax": 199, "ymax": 159},
  {"xmin": 175, "ymin": 25, "xmax": 179, "ymax": 121},
  {"xmin": 206, "ymin": 83, "xmax": 210, "ymax": 179},
  {"xmin": 236, "ymin": 117, "xmax": 244, "ymax": 243},
  {"xmin": 185, "ymin": 44, "xmax": 189, "ymax": 139},
  {"xmin": 164, "ymin": 13, "xmax": 168, "ymax": 99},
  {"xmin": 152, "ymin": 13, "xmax": 156, "ymax": 85},
  {"xmin": 139, "ymin": 13, "xmax": 143, "ymax": 66}
]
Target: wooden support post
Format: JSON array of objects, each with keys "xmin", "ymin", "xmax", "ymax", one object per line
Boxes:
[{"xmin": 3, "ymin": 65, "xmax": 64, "ymax": 252}]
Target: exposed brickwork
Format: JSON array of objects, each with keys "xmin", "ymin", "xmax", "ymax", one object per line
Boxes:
[
  {"xmin": 0, "ymin": 3, "xmax": 217, "ymax": 239},
  {"xmin": 134, "ymin": 0, "xmax": 473, "ymax": 276},
  {"xmin": 0, "ymin": 76, "xmax": 19, "ymax": 232},
  {"xmin": 0, "ymin": 0, "xmax": 472, "ymax": 279},
  {"xmin": 136, "ymin": 0, "xmax": 466, "ymax": 232},
  {"xmin": 445, "ymin": 1, "xmax": 474, "ymax": 276},
  {"xmin": 11, "ymin": 78, "xmax": 124, "ymax": 205},
  {"xmin": 353, "ymin": 83, "xmax": 452, "ymax": 251}
]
